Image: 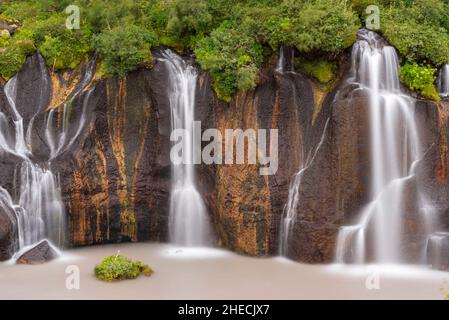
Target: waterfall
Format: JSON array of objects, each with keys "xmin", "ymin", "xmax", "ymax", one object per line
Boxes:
[
  {"xmin": 160, "ymin": 49, "xmax": 212, "ymax": 246},
  {"xmin": 438, "ymin": 64, "xmax": 449, "ymax": 97},
  {"xmin": 426, "ymin": 232, "xmax": 449, "ymax": 269},
  {"xmin": 335, "ymin": 30, "xmax": 428, "ymax": 264},
  {"xmin": 276, "ymin": 47, "xmax": 285, "ymax": 72},
  {"xmin": 279, "ymin": 119, "xmax": 329, "ymax": 256},
  {"xmin": 276, "ymin": 46, "xmax": 294, "ymax": 73},
  {"xmin": 46, "ymin": 58, "xmax": 95, "ymax": 160},
  {"xmin": 0, "ymin": 55, "xmax": 94, "ymax": 257},
  {"xmin": 1, "ymin": 74, "xmax": 64, "ymax": 252}
]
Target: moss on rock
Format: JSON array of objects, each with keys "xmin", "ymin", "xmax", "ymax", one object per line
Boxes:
[{"xmin": 94, "ymin": 255, "xmax": 153, "ymax": 282}]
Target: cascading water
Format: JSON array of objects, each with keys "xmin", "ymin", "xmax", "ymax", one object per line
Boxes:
[
  {"xmin": 46, "ymin": 58, "xmax": 95, "ymax": 160},
  {"xmin": 276, "ymin": 46, "xmax": 294, "ymax": 73},
  {"xmin": 0, "ymin": 55, "xmax": 94, "ymax": 257},
  {"xmin": 426, "ymin": 232, "xmax": 449, "ymax": 269},
  {"xmin": 160, "ymin": 49, "xmax": 212, "ymax": 247},
  {"xmin": 276, "ymin": 47, "xmax": 285, "ymax": 72},
  {"xmin": 279, "ymin": 119, "xmax": 329, "ymax": 256},
  {"xmin": 335, "ymin": 30, "xmax": 428, "ymax": 264},
  {"xmin": 437, "ymin": 64, "xmax": 449, "ymax": 97}
]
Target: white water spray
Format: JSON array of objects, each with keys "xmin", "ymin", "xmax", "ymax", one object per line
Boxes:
[
  {"xmin": 160, "ymin": 49, "xmax": 212, "ymax": 246},
  {"xmin": 438, "ymin": 64, "xmax": 449, "ymax": 97},
  {"xmin": 335, "ymin": 30, "xmax": 428, "ymax": 264},
  {"xmin": 276, "ymin": 46, "xmax": 294, "ymax": 73},
  {"xmin": 0, "ymin": 55, "xmax": 94, "ymax": 257}
]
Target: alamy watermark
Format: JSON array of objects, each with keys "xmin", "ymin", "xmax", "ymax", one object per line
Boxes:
[
  {"xmin": 366, "ymin": 5, "xmax": 380, "ymax": 30},
  {"xmin": 65, "ymin": 5, "xmax": 80, "ymax": 30},
  {"xmin": 365, "ymin": 268, "xmax": 381, "ymax": 290},
  {"xmin": 170, "ymin": 121, "xmax": 278, "ymax": 176},
  {"xmin": 65, "ymin": 265, "xmax": 80, "ymax": 290}
]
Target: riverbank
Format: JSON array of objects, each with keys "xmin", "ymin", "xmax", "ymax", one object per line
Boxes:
[{"xmin": 0, "ymin": 242, "xmax": 447, "ymax": 299}]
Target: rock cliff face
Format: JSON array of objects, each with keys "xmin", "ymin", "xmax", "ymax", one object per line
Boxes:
[
  {"xmin": 194, "ymin": 59, "xmax": 315, "ymax": 256},
  {"xmin": 0, "ymin": 204, "xmax": 17, "ymax": 260},
  {"xmin": 0, "ymin": 48, "xmax": 448, "ymax": 264}
]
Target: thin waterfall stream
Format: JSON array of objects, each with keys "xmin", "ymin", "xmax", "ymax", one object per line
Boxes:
[
  {"xmin": 438, "ymin": 63, "xmax": 449, "ymax": 97},
  {"xmin": 160, "ymin": 49, "xmax": 212, "ymax": 247},
  {"xmin": 279, "ymin": 119, "xmax": 329, "ymax": 256},
  {"xmin": 0, "ymin": 55, "xmax": 94, "ymax": 258}
]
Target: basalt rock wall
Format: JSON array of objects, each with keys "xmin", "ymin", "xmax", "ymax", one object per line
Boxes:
[{"xmin": 0, "ymin": 50, "xmax": 448, "ymax": 264}]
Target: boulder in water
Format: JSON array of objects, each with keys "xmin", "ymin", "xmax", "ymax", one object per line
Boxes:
[
  {"xmin": 0, "ymin": 204, "xmax": 18, "ymax": 261},
  {"xmin": 17, "ymin": 240, "xmax": 59, "ymax": 265}
]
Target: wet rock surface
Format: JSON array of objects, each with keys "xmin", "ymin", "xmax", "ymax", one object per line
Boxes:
[
  {"xmin": 0, "ymin": 48, "xmax": 448, "ymax": 264},
  {"xmin": 17, "ymin": 240, "xmax": 58, "ymax": 264},
  {"xmin": 0, "ymin": 204, "xmax": 17, "ymax": 261}
]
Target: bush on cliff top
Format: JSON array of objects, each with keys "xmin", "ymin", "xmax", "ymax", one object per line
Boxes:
[
  {"xmin": 0, "ymin": 38, "xmax": 35, "ymax": 79},
  {"xmin": 379, "ymin": 0, "xmax": 449, "ymax": 67},
  {"xmin": 400, "ymin": 63, "xmax": 440, "ymax": 102},
  {"xmin": 195, "ymin": 20, "xmax": 264, "ymax": 102},
  {"xmin": 93, "ymin": 25, "xmax": 158, "ymax": 77},
  {"xmin": 94, "ymin": 255, "xmax": 153, "ymax": 282},
  {"xmin": 2, "ymin": 0, "xmax": 449, "ymax": 101}
]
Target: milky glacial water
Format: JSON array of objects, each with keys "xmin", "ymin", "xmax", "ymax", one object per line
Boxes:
[{"xmin": 0, "ymin": 243, "xmax": 447, "ymax": 299}]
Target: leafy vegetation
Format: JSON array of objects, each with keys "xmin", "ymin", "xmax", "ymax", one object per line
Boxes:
[
  {"xmin": 94, "ymin": 255, "xmax": 153, "ymax": 282},
  {"xmin": 195, "ymin": 20, "xmax": 264, "ymax": 102},
  {"xmin": 0, "ymin": 37, "xmax": 35, "ymax": 79},
  {"xmin": 93, "ymin": 25, "xmax": 157, "ymax": 77},
  {"xmin": 297, "ymin": 59, "xmax": 337, "ymax": 84},
  {"xmin": 1, "ymin": 0, "xmax": 449, "ymax": 100},
  {"xmin": 400, "ymin": 63, "xmax": 440, "ymax": 101},
  {"xmin": 380, "ymin": 2, "xmax": 449, "ymax": 67}
]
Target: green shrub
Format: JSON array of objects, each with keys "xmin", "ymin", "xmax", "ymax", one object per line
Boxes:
[
  {"xmin": 400, "ymin": 63, "xmax": 440, "ymax": 101},
  {"xmin": 93, "ymin": 25, "xmax": 158, "ymax": 77},
  {"xmin": 3, "ymin": 0, "xmax": 449, "ymax": 102},
  {"xmin": 262, "ymin": 0, "xmax": 359, "ymax": 53},
  {"xmin": 380, "ymin": 2, "xmax": 449, "ymax": 66},
  {"xmin": 94, "ymin": 255, "xmax": 153, "ymax": 282},
  {"xmin": 195, "ymin": 20, "xmax": 264, "ymax": 102},
  {"xmin": 165, "ymin": 0, "xmax": 213, "ymax": 49},
  {"xmin": 0, "ymin": 39, "xmax": 35, "ymax": 79},
  {"xmin": 6, "ymin": 13, "xmax": 92, "ymax": 71},
  {"xmin": 298, "ymin": 59, "xmax": 336, "ymax": 83},
  {"xmin": 0, "ymin": 30, "xmax": 11, "ymax": 47},
  {"xmin": 39, "ymin": 29, "xmax": 91, "ymax": 70}
]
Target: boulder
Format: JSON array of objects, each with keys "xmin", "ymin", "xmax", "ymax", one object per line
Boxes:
[
  {"xmin": 0, "ymin": 203, "xmax": 18, "ymax": 261},
  {"xmin": 0, "ymin": 19, "xmax": 19, "ymax": 35},
  {"xmin": 17, "ymin": 240, "xmax": 59, "ymax": 264}
]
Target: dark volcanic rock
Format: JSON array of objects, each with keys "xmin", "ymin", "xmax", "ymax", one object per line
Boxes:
[
  {"xmin": 193, "ymin": 60, "xmax": 315, "ymax": 256},
  {"xmin": 1, "ymin": 47, "xmax": 448, "ymax": 265},
  {"xmin": 17, "ymin": 240, "xmax": 59, "ymax": 264},
  {"xmin": 0, "ymin": 203, "xmax": 17, "ymax": 261},
  {"xmin": 58, "ymin": 59, "xmax": 173, "ymax": 246},
  {"xmin": 285, "ymin": 81, "xmax": 371, "ymax": 263}
]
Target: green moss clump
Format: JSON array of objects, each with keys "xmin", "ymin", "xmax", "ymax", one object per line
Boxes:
[
  {"xmin": 297, "ymin": 59, "xmax": 336, "ymax": 84},
  {"xmin": 400, "ymin": 63, "xmax": 440, "ymax": 102},
  {"xmin": 94, "ymin": 255, "xmax": 153, "ymax": 282},
  {"xmin": 0, "ymin": 38, "xmax": 35, "ymax": 80}
]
